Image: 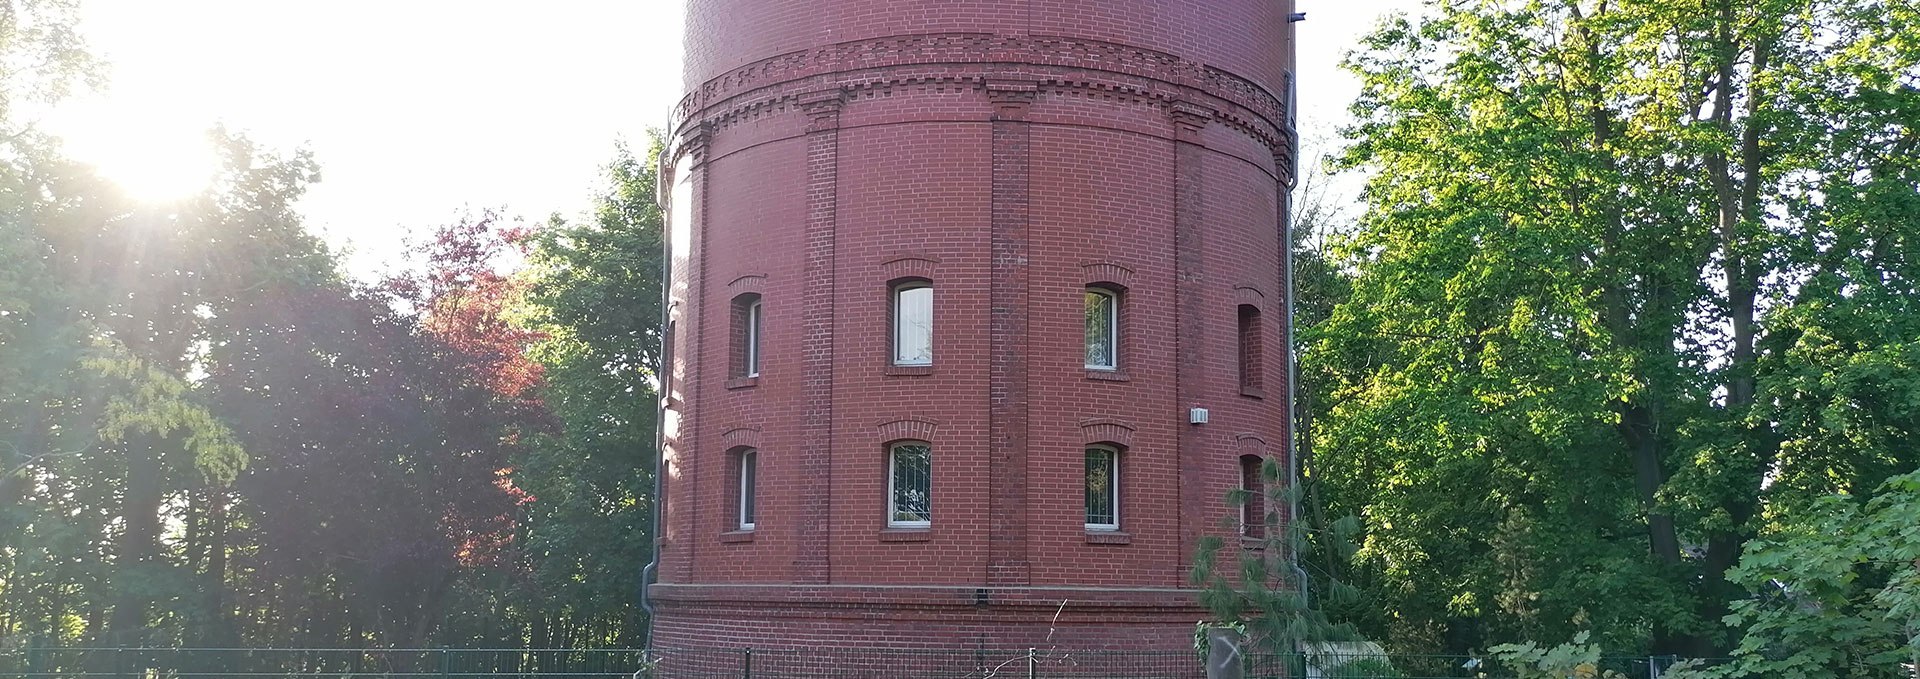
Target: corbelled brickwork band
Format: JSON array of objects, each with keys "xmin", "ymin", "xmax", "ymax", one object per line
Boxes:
[{"xmin": 653, "ymin": 0, "xmax": 1297, "ymax": 661}]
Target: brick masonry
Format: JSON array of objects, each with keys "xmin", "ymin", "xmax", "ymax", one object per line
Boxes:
[{"xmin": 654, "ymin": 0, "xmax": 1298, "ymax": 657}]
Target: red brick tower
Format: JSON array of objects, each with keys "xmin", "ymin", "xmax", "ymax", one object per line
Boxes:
[{"xmin": 650, "ymin": 0, "xmax": 1298, "ymax": 658}]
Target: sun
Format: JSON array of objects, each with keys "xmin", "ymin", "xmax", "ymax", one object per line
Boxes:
[{"xmin": 45, "ymin": 103, "xmax": 222, "ymax": 203}]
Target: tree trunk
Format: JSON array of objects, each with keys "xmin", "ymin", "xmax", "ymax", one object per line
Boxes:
[{"xmin": 109, "ymin": 434, "xmax": 166, "ymax": 642}]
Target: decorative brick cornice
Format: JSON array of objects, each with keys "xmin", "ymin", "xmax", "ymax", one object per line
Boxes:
[
  {"xmin": 1169, "ymin": 100, "xmax": 1214, "ymax": 143},
  {"xmin": 986, "ymin": 78, "xmax": 1037, "ymax": 121},
  {"xmin": 797, "ymin": 88, "xmax": 845, "ymax": 132},
  {"xmin": 674, "ymin": 33, "xmax": 1288, "ymax": 156}
]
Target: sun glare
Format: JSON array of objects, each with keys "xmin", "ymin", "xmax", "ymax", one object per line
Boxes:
[{"xmin": 51, "ymin": 107, "xmax": 222, "ymax": 203}]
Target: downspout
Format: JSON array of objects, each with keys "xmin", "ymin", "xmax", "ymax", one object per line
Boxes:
[
  {"xmin": 640, "ymin": 123, "xmax": 677, "ymax": 650},
  {"xmin": 1280, "ymin": 53, "xmax": 1311, "ymax": 608}
]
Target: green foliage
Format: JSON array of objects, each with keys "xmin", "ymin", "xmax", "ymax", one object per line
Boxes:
[
  {"xmin": 1714, "ymin": 472, "xmax": 1920, "ymax": 677},
  {"xmin": 1319, "ymin": 0, "xmax": 1920, "ymax": 656}
]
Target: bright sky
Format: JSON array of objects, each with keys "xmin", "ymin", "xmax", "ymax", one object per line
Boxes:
[{"xmin": 40, "ymin": 1, "xmax": 1423, "ymax": 278}]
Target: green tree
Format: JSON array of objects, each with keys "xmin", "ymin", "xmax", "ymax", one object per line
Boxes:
[
  {"xmin": 503, "ymin": 138, "xmax": 664, "ymax": 648},
  {"xmin": 1319, "ymin": 0, "xmax": 1919, "ymax": 656},
  {"xmin": 1717, "ymin": 473, "xmax": 1920, "ymax": 677}
]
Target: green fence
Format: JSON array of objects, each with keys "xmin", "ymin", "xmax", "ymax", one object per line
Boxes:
[{"xmin": 0, "ymin": 646, "xmax": 1708, "ymax": 678}]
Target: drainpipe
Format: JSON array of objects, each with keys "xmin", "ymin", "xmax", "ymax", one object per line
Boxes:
[
  {"xmin": 1281, "ymin": 66, "xmax": 1311, "ymax": 609},
  {"xmin": 640, "ymin": 124, "xmax": 677, "ymax": 650}
]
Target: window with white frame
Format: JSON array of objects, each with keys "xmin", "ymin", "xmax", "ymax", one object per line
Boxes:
[
  {"xmin": 1085, "ymin": 288, "xmax": 1119, "ymax": 370},
  {"xmin": 887, "ymin": 441, "xmax": 931, "ymax": 527},
  {"xmin": 731, "ymin": 293, "xmax": 763, "ymax": 379},
  {"xmin": 1085, "ymin": 446, "xmax": 1119, "ymax": 530},
  {"xmin": 892, "ymin": 282, "xmax": 933, "ymax": 366},
  {"xmin": 737, "ymin": 448, "xmax": 757, "ymax": 530},
  {"xmin": 746, "ymin": 298, "xmax": 762, "ymax": 377}
]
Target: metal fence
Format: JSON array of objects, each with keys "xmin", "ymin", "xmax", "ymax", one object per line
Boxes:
[{"xmin": 0, "ymin": 646, "xmax": 1709, "ymax": 678}]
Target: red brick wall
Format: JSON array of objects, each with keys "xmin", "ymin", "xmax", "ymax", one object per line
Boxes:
[{"xmin": 656, "ymin": 0, "xmax": 1296, "ymax": 657}]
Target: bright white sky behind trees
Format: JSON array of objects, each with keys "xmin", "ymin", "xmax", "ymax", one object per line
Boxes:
[{"xmin": 39, "ymin": 0, "xmax": 1422, "ymax": 277}]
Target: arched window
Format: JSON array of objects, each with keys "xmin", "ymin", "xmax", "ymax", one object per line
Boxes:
[
  {"xmin": 1085, "ymin": 287, "xmax": 1120, "ymax": 370},
  {"xmin": 892, "ymin": 281, "xmax": 933, "ymax": 366},
  {"xmin": 1085, "ymin": 445, "xmax": 1120, "ymax": 530},
  {"xmin": 887, "ymin": 441, "xmax": 932, "ymax": 527}
]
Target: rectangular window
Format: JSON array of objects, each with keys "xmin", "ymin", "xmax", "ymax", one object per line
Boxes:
[
  {"xmin": 1085, "ymin": 447, "xmax": 1118, "ymax": 530},
  {"xmin": 732, "ymin": 293, "xmax": 763, "ymax": 380},
  {"xmin": 1238, "ymin": 304, "xmax": 1263, "ymax": 391},
  {"xmin": 746, "ymin": 299, "xmax": 762, "ymax": 377},
  {"xmin": 738, "ymin": 448, "xmax": 757, "ymax": 530},
  {"xmin": 1085, "ymin": 289, "xmax": 1118, "ymax": 370},
  {"xmin": 893, "ymin": 284, "xmax": 933, "ymax": 366},
  {"xmin": 888, "ymin": 442, "xmax": 931, "ymax": 527},
  {"xmin": 1239, "ymin": 454, "xmax": 1265, "ymax": 538}
]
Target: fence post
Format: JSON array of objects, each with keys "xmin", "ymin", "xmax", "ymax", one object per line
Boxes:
[
  {"xmin": 440, "ymin": 647, "xmax": 451, "ymax": 679},
  {"xmin": 115, "ymin": 647, "xmax": 128, "ymax": 679},
  {"xmin": 23, "ymin": 635, "xmax": 40, "ymax": 678},
  {"xmin": 742, "ymin": 647, "xmax": 752, "ymax": 679},
  {"xmin": 1026, "ymin": 647, "xmax": 1037, "ymax": 679}
]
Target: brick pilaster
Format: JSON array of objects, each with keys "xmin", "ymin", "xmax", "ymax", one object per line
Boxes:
[
  {"xmin": 794, "ymin": 88, "xmax": 844, "ymax": 585},
  {"xmin": 987, "ymin": 79, "xmax": 1037, "ymax": 586},
  {"xmin": 1170, "ymin": 101, "xmax": 1213, "ymax": 583}
]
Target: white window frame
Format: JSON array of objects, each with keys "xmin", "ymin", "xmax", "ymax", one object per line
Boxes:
[
  {"xmin": 1085, "ymin": 288, "xmax": 1119, "ymax": 370},
  {"xmin": 887, "ymin": 442, "xmax": 932, "ymax": 528},
  {"xmin": 1085, "ymin": 445, "xmax": 1120, "ymax": 531},
  {"xmin": 745, "ymin": 298, "xmax": 762, "ymax": 378},
  {"xmin": 738, "ymin": 448, "xmax": 757, "ymax": 531},
  {"xmin": 892, "ymin": 282, "xmax": 933, "ymax": 367}
]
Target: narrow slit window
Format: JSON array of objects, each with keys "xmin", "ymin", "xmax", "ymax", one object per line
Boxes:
[
  {"xmin": 732, "ymin": 293, "xmax": 763, "ymax": 379},
  {"xmin": 1239, "ymin": 454, "xmax": 1266, "ymax": 538},
  {"xmin": 1237, "ymin": 304, "xmax": 1263, "ymax": 391},
  {"xmin": 1085, "ymin": 288, "xmax": 1118, "ymax": 370},
  {"xmin": 1085, "ymin": 446, "xmax": 1119, "ymax": 530},
  {"xmin": 888, "ymin": 442, "xmax": 932, "ymax": 527},
  {"xmin": 738, "ymin": 448, "xmax": 757, "ymax": 531},
  {"xmin": 893, "ymin": 283, "xmax": 933, "ymax": 366},
  {"xmin": 746, "ymin": 299, "xmax": 762, "ymax": 377}
]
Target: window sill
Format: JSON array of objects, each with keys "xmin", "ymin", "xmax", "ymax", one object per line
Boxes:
[
  {"xmin": 1239, "ymin": 535, "xmax": 1267, "ymax": 550},
  {"xmin": 1086, "ymin": 368, "xmax": 1130, "ymax": 382},
  {"xmin": 1085, "ymin": 530, "xmax": 1132, "ymax": 545},
  {"xmin": 719, "ymin": 530, "xmax": 755, "ymax": 543},
  {"xmin": 885, "ymin": 365, "xmax": 933, "ymax": 376},
  {"xmin": 1239, "ymin": 385, "xmax": 1265, "ymax": 399},
  {"xmin": 726, "ymin": 376, "xmax": 760, "ymax": 390},
  {"xmin": 879, "ymin": 528, "xmax": 932, "ymax": 542}
]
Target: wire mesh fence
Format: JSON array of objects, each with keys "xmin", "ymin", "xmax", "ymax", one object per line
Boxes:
[{"xmin": 0, "ymin": 646, "xmax": 1712, "ymax": 678}]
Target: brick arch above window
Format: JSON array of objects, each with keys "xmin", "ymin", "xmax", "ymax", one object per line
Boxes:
[
  {"xmin": 1079, "ymin": 417, "xmax": 1136, "ymax": 449},
  {"xmin": 874, "ymin": 417, "xmax": 940, "ymax": 444},
  {"xmin": 728, "ymin": 274, "xmax": 768, "ymax": 294},
  {"xmin": 722, "ymin": 426, "xmax": 763, "ymax": 450},
  {"xmin": 1234, "ymin": 433, "xmax": 1269, "ymax": 457},
  {"xmin": 1081, "ymin": 261, "xmax": 1135, "ymax": 289},
  {"xmin": 1233, "ymin": 285, "xmax": 1267, "ymax": 309},
  {"xmin": 880, "ymin": 255, "xmax": 940, "ymax": 281}
]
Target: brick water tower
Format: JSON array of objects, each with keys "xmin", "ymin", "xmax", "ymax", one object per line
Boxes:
[{"xmin": 648, "ymin": 0, "xmax": 1299, "ymax": 661}]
